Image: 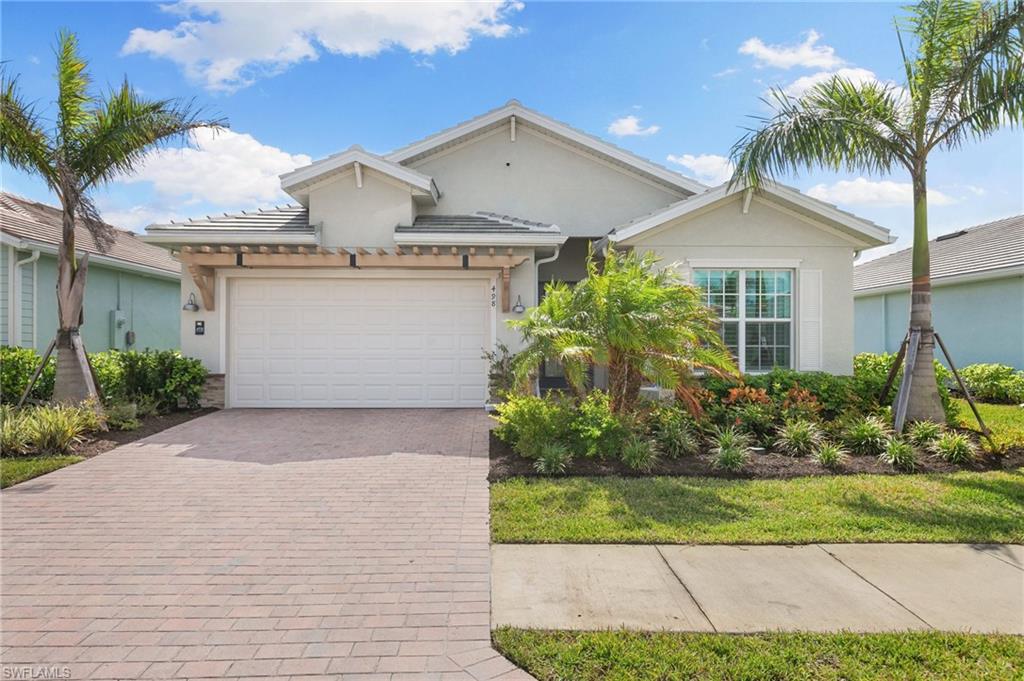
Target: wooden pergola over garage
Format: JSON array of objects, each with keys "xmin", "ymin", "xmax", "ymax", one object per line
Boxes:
[{"xmin": 176, "ymin": 244, "xmax": 529, "ymax": 313}]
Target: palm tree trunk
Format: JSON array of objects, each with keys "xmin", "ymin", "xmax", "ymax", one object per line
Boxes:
[
  {"xmin": 903, "ymin": 170, "xmax": 946, "ymax": 423},
  {"xmin": 52, "ymin": 205, "xmax": 97, "ymax": 405}
]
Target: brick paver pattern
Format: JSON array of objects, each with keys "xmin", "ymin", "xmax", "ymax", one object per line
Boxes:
[{"xmin": 1, "ymin": 409, "xmax": 532, "ymax": 681}]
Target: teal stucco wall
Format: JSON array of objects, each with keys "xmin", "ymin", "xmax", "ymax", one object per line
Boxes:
[
  {"xmin": 2, "ymin": 245, "xmax": 181, "ymax": 353},
  {"xmin": 855, "ymin": 275, "xmax": 1024, "ymax": 369}
]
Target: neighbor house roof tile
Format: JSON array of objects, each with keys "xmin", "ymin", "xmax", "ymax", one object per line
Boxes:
[
  {"xmin": 0, "ymin": 193, "xmax": 180, "ymax": 274},
  {"xmin": 853, "ymin": 214, "xmax": 1024, "ymax": 292}
]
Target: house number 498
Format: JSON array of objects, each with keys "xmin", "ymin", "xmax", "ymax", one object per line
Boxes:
[{"xmin": 490, "ymin": 284, "xmax": 497, "ymax": 308}]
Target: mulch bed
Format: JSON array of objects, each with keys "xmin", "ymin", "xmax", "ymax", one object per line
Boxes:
[
  {"xmin": 489, "ymin": 431, "xmax": 1024, "ymax": 482},
  {"xmin": 74, "ymin": 408, "xmax": 217, "ymax": 459}
]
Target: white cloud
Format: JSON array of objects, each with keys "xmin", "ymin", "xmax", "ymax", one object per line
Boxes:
[
  {"xmin": 98, "ymin": 203, "xmax": 180, "ymax": 232},
  {"xmin": 118, "ymin": 128, "xmax": 312, "ymax": 208},
  {"xmin": 666, "ymin": 153, "xmax": 734, "ymax": 185},
  {"xmin": 608, "ymin": 115, "xmax": 660, "ymax": 137},
  {"xmin": 713, "ymin": 67, "xmax": 739, "ymax": 78},
  {"xmin": 807, "ymin": 178, "xmax": 955, "ymax": 207},
  {"xmin": 122, "ymin": 1, "xmax": 524, "ymax": 92},
  {"xmin": 783, "ymin": 67, "xmax": 886, "ymax": 99},
  {"xmin": 27, "ymin": 55, "xmax": 40, "ymax": 65},
  {"xmin": 739, "ymin": 29, "xmax": 844, "ymax": 70}
]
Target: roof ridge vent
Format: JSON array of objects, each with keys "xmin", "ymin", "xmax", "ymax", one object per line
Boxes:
[{"xmin": 936, "ymin": 229, "xmax": 968, "ymax": 242}]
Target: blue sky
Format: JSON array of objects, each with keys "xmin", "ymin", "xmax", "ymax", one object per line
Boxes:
[{"xmin": 2, "ymin": 1, "xmax": 1021, "ymax": 259}]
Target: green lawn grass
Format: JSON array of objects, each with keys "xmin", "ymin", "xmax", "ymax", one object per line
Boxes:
[
  {"xmin": 493, "ymin": 629, "xmax": 1024, "ymax": 681},
  {"xmin": 957, "ymin": 399, "xmax": 1024, "ymax": 452},
  {"xmin": 490, "ymin": 469, "xmax": 1024, "ymax": 544},
  {"xmin": 1, "ymin": 456, "xmax": 83, "ymax": 489}
]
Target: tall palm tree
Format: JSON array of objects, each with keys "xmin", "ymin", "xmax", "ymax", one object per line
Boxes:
[
  {"xmin": 730, "ymin": 0, "xmax": 1023, "ymax": 424},
  {"xmin": 1, "ymin": 32, "xmax": 223, "ymax": 404}
]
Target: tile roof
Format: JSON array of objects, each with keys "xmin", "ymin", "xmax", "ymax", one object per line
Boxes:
[
  {"xmin": 854, "ymin": 214, "xmax": 1024, "ymax": 292},
  {"xmin": 146, "ymin": 205, "xmax": 313, "ymax": 232},
  {"xmin": 0, "ymin": 193, "xmax": 180, "ymax": 275},
  {"xmin": 396, "ymin": 212, "xmax": 560, "ymax": 234}
]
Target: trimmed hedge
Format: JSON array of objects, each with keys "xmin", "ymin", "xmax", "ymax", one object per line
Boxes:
[
  {"xmin": 959, "ymin": 364, "xmax": 1024, "ymax": 404},
  {"xmin": 0, "ymin": 346, "xmax": 206, "ymax": 411}
]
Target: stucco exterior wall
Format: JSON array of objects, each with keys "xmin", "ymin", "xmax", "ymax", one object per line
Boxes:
[
  {"xmin": 627, "ymin": 195, "xmax": 860, "ymax": 374},
  {"xmin": 180, "ymin": 249, "xmax": 536, "ymax": 374},
  {"xmin": 855, "ymin": 274, "xmax": 1024, "ymax": 369},
  {"xmin": 409, "ymin": 126, "xmax": 685, "ymax": 237},
  {"xmin": 308, "ymin": 168, "xmax": 415, "ymax": 248},
  {"xmin": 0, "ymin": 247, "xmax": 179, "ymax": 354}
]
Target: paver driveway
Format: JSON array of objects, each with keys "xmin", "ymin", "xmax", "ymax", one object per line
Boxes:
[{"xmin": 1, "ymin": 409, "xmax": 531, "ymax": 681}]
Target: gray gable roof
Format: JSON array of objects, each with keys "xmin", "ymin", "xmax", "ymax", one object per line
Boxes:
[
  {"xmin": 854, "ymin": 214, "xmax": 1024, "ymax": 292},
  {"xmin": 397, "ymin": 212, "xmax": 559, "ymax": 235},
  {"xmin": 147, "ymin": 205, "xmax": 313, "ymax": 233}
]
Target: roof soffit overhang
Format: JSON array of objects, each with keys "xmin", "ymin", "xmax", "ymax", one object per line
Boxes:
[{"xmin": 611, "ymin": 182, "xmax": 893, "ymax": 250}]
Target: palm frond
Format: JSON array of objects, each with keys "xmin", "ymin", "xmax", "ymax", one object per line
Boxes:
[
  {"xmin": 0, "ymin": 69, "xmax": 56, "ymax": 185},
  {"xmin": 55, "ymin": 30, "xmax": 91, "ymax": 147},
  {"xmin": 76, "ymin": 82, "xmax": 226, "ymax": 190},
  {"xmin": 730, "ymin": 76, "xmax": 913, "ymax": 190}
]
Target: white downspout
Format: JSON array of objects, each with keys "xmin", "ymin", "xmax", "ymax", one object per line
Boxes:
[
  {"xmin": 534, "ymin": 246, "xmax": 561, "ymax": 305},
  {"xmin": 13, "ymin": 248, "xmax": 40, "ymax": 347}
]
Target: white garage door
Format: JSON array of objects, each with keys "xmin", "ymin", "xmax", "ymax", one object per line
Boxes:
[{"xmin": 228, "ymin": 277, "xmax": 490, "ymax": 407}]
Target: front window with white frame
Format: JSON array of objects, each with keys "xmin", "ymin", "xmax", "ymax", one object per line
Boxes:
[{"xmin": 693, "ymin": 268, "xmax": 793, "ymax": 373}]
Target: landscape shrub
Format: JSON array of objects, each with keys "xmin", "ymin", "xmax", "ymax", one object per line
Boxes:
[
  {"xmin": 907, "ymin": 420, "xmax": 944, "ymax": 448},
  {"xmin": 1, "ymin": 405, "xmax": 30, "ymax": 455},
  {"xmin": 24, "ymin": 404, "xmax": 93, "ymax": 455},
  {"xmin": 711, "ymin": 426, "xmax": 749, "ymax": 472},
  {"xmin": 0, "ymin": 346, "xmax": 206, "ymax": 411},
  {"xmin": 813, "ymin": 441, "xmax": 849, "ymax": 469},
  {"xmin": 780, "ymin": 386, "xmax": 823, "ymax": 421},
  {"xmin": 880, "ymin": 438, "xmax": 917, "ymax": 472},
  {"xmin": 843, "ymin": 415, "xmax": 892, "ymax": 456},
  {"xmin": 571, "ymin": 391, "xmax": 629, "ymax": 458},
  {"xmin": 774, "ymin": 419, "xmax": 824, "ymax": 457},
  {"xmin": 88, "ymin": 351, "xmax": 125, "ymax": 402},
  {"xmin": 959, "ymin": 364, "xmax": 1024, "ymax": 404},
  {"xmin": 649, "ymin": 405, "xmax": 699, "ymax": 458},
  {"xmin": 533, "ymin": 442, "xmax": 573, "ymax": 475},
  {"xmin": 931, "ymin": 431, "xmax": 978, "ymax": 464},
  {"xmin": 852, "ymin": 352, "xmax": 958, "ymax": 424},
  {"xmin": 493, "ymin": 394, "xmax": 574, "ymax": 458},
  {"xmin": 620, "ymin": 436, "xmax": 658, "ymax": 472},
  {"xmin": 746, "ymin": 369, "xmax": 854, "ymax": 420},
  {"xmin": 105, "ymin": 402, "xmax": 141, "ymax": 431},
  {"xmin": 0, "ymin": 346, "xmax": 55, "ymax": 404},
  {"xmin": 728, "ymin": 402, "xmax": 777, "ymax": 447}
]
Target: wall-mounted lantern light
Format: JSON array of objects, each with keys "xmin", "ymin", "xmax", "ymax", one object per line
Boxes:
[
  {"xmin": 512, "ymin": 295, "xmax": 526, "ymax": 314},
  {"xmin": 182, "ymin": 292, "xmax": 200, "ymax": 312}
]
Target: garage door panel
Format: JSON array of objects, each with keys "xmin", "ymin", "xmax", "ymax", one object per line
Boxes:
[{"xmin": 230, "ymin": 277, "xmax": 490, "ymax": 408}]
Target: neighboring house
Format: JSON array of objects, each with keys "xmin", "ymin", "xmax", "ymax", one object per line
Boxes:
[
  {"xmin": 144, "ymin": 100, "xmax": 891, "ymax": 409},
  {"xmin": 855, "ymin": 215, "xmax": 1024, "ymax": 370},
  {"xmin": 0, "ymin": 193, "xmax": 181, "ymax": 355}
]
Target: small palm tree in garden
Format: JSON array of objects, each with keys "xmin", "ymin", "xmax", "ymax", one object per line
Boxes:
[
  {"xmin": 729, "ymin": 0, "xmax": 1023, "ymax": 424},
  {"xmin": 511, "ymin": 248, "xmax": 738, "ymax": 415},
  {"xmin": 0, "ymin": 32, "xmax": 223, "ymax": 404}
]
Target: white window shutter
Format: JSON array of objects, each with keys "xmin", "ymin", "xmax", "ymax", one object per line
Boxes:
[{"xmin": 798, "ymin": 269, "xmax": 822, "ymax": 370}]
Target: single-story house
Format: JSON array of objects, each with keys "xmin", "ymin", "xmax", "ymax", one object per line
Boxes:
[
  {"xmin": 1, "ymin": 193, "xmax": 181, "ymax": 354},
  {"xmin": 144, "ymin": 100, "xmax": 891, "ymax": 409},
  {"xmin": 855, "ymin": 215, "xmax": 1024, "ymax": 369}
]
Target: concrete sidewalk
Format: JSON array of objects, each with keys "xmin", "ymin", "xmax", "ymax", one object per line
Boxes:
[{"xmin": 492, "ymin": 544, "xmax": 1023, "ymax": 634}]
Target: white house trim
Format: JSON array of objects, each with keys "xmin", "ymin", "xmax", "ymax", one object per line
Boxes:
[
  {"xmin": 611, "ymin": 182, "xmax": 893, "ymax": 247},
  {"xmin": 281, "ymin": 146, "xmax": 440, "ymax": 203},
  {"xmin": 386, "ymin": 100, "xmax": 707, "ymax": 195},
  {"xmin": 685, "ymin": 258, "xmax": 803, "ymax": 270},
  {"xmin": 393, "ymin": 232, "xmax": 567, "ymax": 248}
]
